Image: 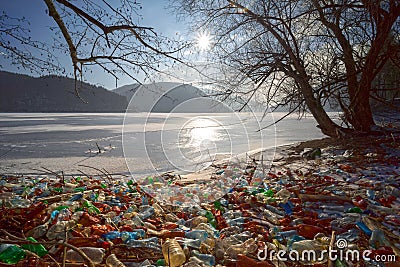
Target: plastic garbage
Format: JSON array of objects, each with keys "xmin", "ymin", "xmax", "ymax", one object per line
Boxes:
[
  {"xmin": 21, "ymin": 237, "xmax": 48, "ymax": 257},
  {"xmin": 369, "ymin": 229, "xmax": 390, "ymax": 249},
  {"xmin": 0, "ymin": 244, "xmax": 26, "ymax": 264},
  {"xmin": 106, "ymin": 253, "xmax": 126, "ymax": 267},
  {"xmin": 46, "ymin": 220, "xmax": 75, "ymax": 240},
  {"xmin": 185, "ymin": 229, "xmax": 208, "ymax": 242},
  {"xmin": 191, "ymin": 250, "xmax": 215, "ymax": 266},
  {"xmin": 66, "ymin": 247, "xmax": 105, "ymax": 264},
  {"xmin": 162, "ymin": 238, "xmax": 186, "ymax": 267}
]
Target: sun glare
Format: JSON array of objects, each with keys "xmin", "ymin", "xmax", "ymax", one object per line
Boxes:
[{"xmin": 196, "ymin": 32, "xmax": 212, "ymax": 51}]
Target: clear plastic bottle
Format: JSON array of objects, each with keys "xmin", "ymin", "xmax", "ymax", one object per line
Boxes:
[
  {"xmin": 191, "ymin": 250, "xmax": 215, "ymax": 266},
  {"xmin": 66, "ymin": 247, "xmax": 105, "ymax": 264},
  {"xmin": 369, "ymin": 229, "xmax": 390, "ymax": 249},
  {"xmin": 195, "ymin": 223, "xmax": 220, "ymax": 238},
  {"xmin": 126, "ymin": 237, "xmax": 161, "ymax": 251},
  {"xmin": 162, "ymin": 239, "xmax": 186, "ymax": 267},
  {"xmin": 185, "ymin": 230, "xmax": 208, "ymax": 242},
  {"xmin": 46, "ymin": 220, "xmax": 75, "ymax": 240},
  {"xmin": 184, "ymin": 216, "xmax": 208, "ymax": 228},
  {"xmin": 106, "ymin": 254, "xmax": 126, "ymax": 267},
  {"xmin": 138, "ymin": 206, "xmax": 155, "ymax": 220},
  {"xmin": 176, "ymin": 238, "xmax": 202, "ymax": 249},
  {"xmin": 26, "ymin": 224, "xmax": 49, "ymax": 239}
]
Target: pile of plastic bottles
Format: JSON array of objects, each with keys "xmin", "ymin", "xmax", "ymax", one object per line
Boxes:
[{"xmin": 0, "ymin": 135, "xmax": 399, "ymax": 266}]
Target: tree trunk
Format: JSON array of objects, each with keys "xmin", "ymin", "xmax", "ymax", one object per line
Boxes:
[
  {"xmin": 298, "ymin": 79, "xmax": 343, "ymax": 138},
  {"xmin": 347, "ymin": 82, "xmax": 375, "ymax": 132}
]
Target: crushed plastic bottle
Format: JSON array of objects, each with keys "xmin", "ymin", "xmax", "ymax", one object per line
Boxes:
[{"xmin": 162, "ymin": 238, "xmax": 186, "ymax": 267}]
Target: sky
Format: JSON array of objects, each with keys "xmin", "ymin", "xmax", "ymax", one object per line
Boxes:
[{"xmin": 0, "ymin": 0, "xmax": 196, "ymax": 89}]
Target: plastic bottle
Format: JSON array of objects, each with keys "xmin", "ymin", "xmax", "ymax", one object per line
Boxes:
[
  {"xmin": 279, "ymin": 202, "xmax": 293, "ymax": 215},
  {"xmin": 66, "ymin": 247, "xmax": 105, "ymax": 264},
  {"xmin": 204, "ymin": 211, "xmax": 217, "ymax": 228},
  {"xmin": 263, "ymin": 210, "xmax": 281, "ymax": 224},
  {"xmin": 185, "ymin": 230, "xmax": 208, "ymax": 242},
  {"xmin": 195, "ymin": 223, "xmax": 220, "ymax": 238},
  {"xmin": 138, "ymin": 206, "xmax": 155, "ymax": 220},
  {"xmin": 176, "ymin": 238, "xmax": 202, "ymax": 249},
  {"xmin": 106, "ymin": 254, "xmax": 126, "ymax": 267},
  {"xmin": 226, "ymin": 217, "xmax": 245, "ymax": 228},
  {"xmin": 82, "ymin": 199, "xmax": 100, "ymax": 214},
  {"xmin": 356, "ymin": 222, "xmax": 372, "ymax": 236},
  {"xmin": 46, "ymin": 220, "xmax": 75, "ymax": 240},
  {"xmin": 222, "ymin": 210, "xmax": 242, "ymax": 220},
  {"xmin": 184, "ymin": 216, "xmax": 208, "ymax": 228},
  {"xmin": 162, "ymin": 239, "xmax": 186, "ymax": 267},
  {"xmin": 126, "ymin": 237, "xmax": 160, "ymax": 250},
  {"xmin": 225, "ymin": 238, "xmax": 257, "ymax": 259},
  {"xmin": 273, "ymin": 230, "xmax": 298, "ymax": 242},
  {"xmin": 0, "ymin": 245, "xmax": 26, "ymax": 264},
  {"xmin": 345, "ymin": 207, "xmax": 363, "ymax": 213},
  {"xmin": 26, "ymin": 224, "xmax": 49, "ymax": 239},
  {"xmin": 191, "ymin": 250, "xmax": 215, "ymax": 266},
  {"xmin": 335, "ymin": 259, "xmax": 348, "ymax": 267},
  {"xmin": 336, "ymin": 228, "xmax": 360, "ymax": 242},
  {"xmin": 21, "ymin": 237, "xmax": 48, "ymax": 257},
  {"xmin": 121, "ymin": 231, "xmax": 144, "ymax": 243},
  {"xmin": 369, "ymin": 229, "xmax": 390, "ymax": 249},
  {"xmin": 276, "ymin": 188, "xmax": 290, "ymax": 202},
  {"xmin": 102, "ymin": 231, "xmax": 121, "ymax": 240}
]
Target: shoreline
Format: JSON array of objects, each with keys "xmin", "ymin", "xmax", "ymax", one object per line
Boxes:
[{"xmin": 0, "ymin": 138, "xmax": 325, "ymax": 178}]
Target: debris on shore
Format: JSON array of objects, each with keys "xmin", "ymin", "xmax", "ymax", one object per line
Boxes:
[{"xmin": 0, "ymin": 134, "xmax": 399, "ymax": 266}]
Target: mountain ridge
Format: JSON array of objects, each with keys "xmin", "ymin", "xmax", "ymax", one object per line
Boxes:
[{"xmin": 0, "ymin": 71, "xmax": 128, "ymax": 112}]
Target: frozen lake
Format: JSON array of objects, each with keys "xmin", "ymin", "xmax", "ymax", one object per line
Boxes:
[{"xmin": 0, "ymin": 112, "xmax": 328, "ymax": 175}]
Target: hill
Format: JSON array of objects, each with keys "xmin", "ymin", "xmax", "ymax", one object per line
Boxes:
[
  {"xmin": 0, "ymin": 71, "xmax": 128, "ymax": 112},
  {"xmin": 115, "ymin": 82, "xmax": 231, "ymax": 112}
]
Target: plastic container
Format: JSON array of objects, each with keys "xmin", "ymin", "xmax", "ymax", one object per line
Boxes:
[
  {"xmin": 369, "ymin": 229, "xmax": 390, "ymax": 249},
  {"xmin": 21, "ymin": 237, "xmax": 48, "ymax": 257},
  {"xmin": 195, "ymin": 223, "xmax": 220, "ymax": 238},
  {"xmin": 162, "ymin": 239, "xmax": 186, "ymax": 267},
  {"xmin": 192, "ymin": 250, "xmax": 215, "ymax": 266},
  {"xmin": 138, "ymin": 206, "xmax": 155, "ymax": 220},
  {"xmin": 66, "ymin": 247, "xmax": 105, "ymax": 264},
  {"xmin": 0, "ymin": 245, "xmax": 26, "ymax": 264},
  {"xmin": 106, "ymin": 254, "xmax": 126, "ymax": 267},
  {"xmin": 46, "ymin": 220, "xmax": 75, "ymax": 240},
  {"xmin": 185, "ymin": 230, "xmax": 208, "ymax": 242}
]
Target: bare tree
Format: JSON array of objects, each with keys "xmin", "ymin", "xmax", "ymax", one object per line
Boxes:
[
  {"xmin": 174, "ymin": 0, "xmax": 400, "ymax": 137},
  {"xmin": 1, "ymin": 0, "xmax": 186, "ymax": 95}
]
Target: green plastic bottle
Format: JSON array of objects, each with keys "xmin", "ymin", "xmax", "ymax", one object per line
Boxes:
[
  {"xmin": 156, "ymin": 258, "xmax": 166, "ymax": 266},
  {"xmin": 82, "ymin": 199, "xmax": 100, "ymax": 214},
  {"xmin": 21, "ymin": 237, "xmax": 48, "ymax": 257},
  {"xmin": 345, "ymin": 207, "xmax": 363, "ymax": 213},
  {"xmin": 205, "ymin": 211, "xmax": 217, "ymax": 229},
  {"xmin": 0, "ymin": 245, "xmax": 26, "ymax": 264},
  {"xmin": 335, "ymin": 259, "xmax": 348, "ymax": 267},
  {"xmin": 213, "ymin": 201, "xmax": 224, "ymax": 212},
  {"xmin": 264, "ymin": 189, "xmax": 274, "ymax": 197}
]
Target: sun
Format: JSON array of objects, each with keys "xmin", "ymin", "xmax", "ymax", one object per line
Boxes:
[{"xmin": 196, "ymin": 32, "xmax": 212, "ymax": 51}]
